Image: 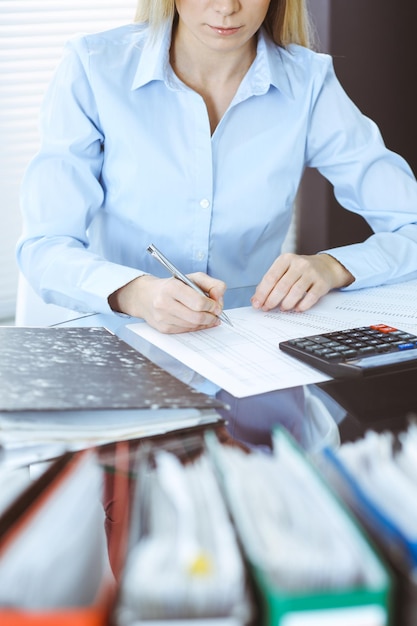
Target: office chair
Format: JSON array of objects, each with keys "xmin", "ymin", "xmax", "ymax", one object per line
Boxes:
[{"xmin": 14, "ymin": 274, "xmax": 78, "ymax": 327}]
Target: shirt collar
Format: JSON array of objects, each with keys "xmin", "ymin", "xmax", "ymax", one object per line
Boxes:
[
  {"xmin": 131, "ymin": 21, "xmax": 173, "ymax": 91},
  {"xmin": 251, "ymin": 29, "xmax": 294, "ymax": 100},
  {"xmin": 131, "ymin": 22, "xmax": 294, "ymax": 100}
]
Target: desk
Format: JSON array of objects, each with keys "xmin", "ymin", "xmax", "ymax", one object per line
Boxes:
[
  {"xmin": 60, "ymin": 311, "xmax": 417, "ymax": 451},
  {"xmin": 3, "ymin": 311, "xmax": 415, "ymax": 625}
]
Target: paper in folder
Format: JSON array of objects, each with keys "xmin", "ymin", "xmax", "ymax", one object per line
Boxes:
[
  {"xmin": 0, "ymin": 449, "xmax": 119, "ymax": 626},
  {"xmin": 322, "ymin": 424, "xmax": 417, "ymax": 626},
  {"xmin": 206, "ymin": 427, "xmax": 391, "ymax": 626},
  {"xmin": 114, "ymin": 431, "xmax": 253, "ymax": 626}
]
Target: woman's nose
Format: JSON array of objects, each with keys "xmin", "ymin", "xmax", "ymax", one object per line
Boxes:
[{"xmin": 212, "ymin": 0, "xmax": 240, "ymax": 17}]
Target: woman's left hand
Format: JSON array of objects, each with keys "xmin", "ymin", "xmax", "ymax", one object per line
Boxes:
[{"xmin": 251, "ymin": 252, "xmax": 354, "ymax": 313}]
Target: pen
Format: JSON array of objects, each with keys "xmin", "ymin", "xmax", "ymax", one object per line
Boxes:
[{"xmin": 146, "ymin": 243, "xmax": 233, "ymax": 327}]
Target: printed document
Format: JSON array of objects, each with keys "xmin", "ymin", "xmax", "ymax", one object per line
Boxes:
[{"xmin": 127, "ymin": 279, "xmax": 417, "ymax": 398}]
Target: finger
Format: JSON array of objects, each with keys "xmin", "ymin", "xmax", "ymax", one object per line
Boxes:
[
  {"xmin": 251, "ymin": 257, "xmax": 292, "ymax": 309},
  {"xmin": 168, "ymin": 279, "xmax": 223, "ymax": 318},
  {"xmin": 161, "ymin": 279, "xmax": 223, "ymax": 327},
  {"xmin": 153, "ymin": 316, "xmax": 221, "ymax": 334},
  {"xmin": 293, "ymin": 288, "xmax": 322, "ymax": 312},
  {"xmin": 137, "ymin": 279, "xmax": 212, "ymax": 332},
  {"xmin": 188, "ymin": 272, "xmax": 227, "ymax": 307},
  {"xmin": 149, "ymin": 299, "xmax": 221, "ymax": 333},
  {"xmin": 256, "ymin": 265, "xmax": 307, "ymax": 311},
  {"xmin": 275, "ymin": 277, "xmax": 311, "ymax": 311}
]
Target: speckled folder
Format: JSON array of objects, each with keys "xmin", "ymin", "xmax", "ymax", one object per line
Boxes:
[{"xmin": 0, "ymin": 326, "xmax": 223, "ymax": 413}]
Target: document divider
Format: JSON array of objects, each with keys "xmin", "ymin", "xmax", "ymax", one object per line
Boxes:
[
  {"xmin": 0, "ymin": 444, "xmax": 132, "ymax": 626},
  {"xmin": 206, "ymin": 428, "xmax": 392, "ymax": 626}
]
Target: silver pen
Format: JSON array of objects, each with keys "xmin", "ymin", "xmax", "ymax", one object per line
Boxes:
[{"xmin": 147, "ymin": 243, "xmax": 233, "ymax": 327}]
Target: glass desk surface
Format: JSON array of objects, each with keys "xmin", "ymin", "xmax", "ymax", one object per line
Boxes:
[
  {"xmin": 58, "ymin": 312, "xmax": 347, "ymax": 454},
  {"xmin": 59, "ymin": 311, "xmax": 417, "ymax": 450}
]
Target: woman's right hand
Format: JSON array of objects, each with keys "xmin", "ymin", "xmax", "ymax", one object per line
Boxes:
[{"xmin": 108, "ymin": 273, "xmax": 227, "ymax": 334}]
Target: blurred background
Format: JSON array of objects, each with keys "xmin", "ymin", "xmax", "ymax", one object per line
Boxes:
[{"xmin": 0, "ymin": 0, "xmax": 137, "ymax": 324}]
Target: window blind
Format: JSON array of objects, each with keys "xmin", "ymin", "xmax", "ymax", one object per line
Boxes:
[{"xmin": 0, "ymin": 0, "xmax": 137, "ymax": 320}]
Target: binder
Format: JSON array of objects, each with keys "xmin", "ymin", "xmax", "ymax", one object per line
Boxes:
[
  {"xmin": 0, "ymin": 326, "xmax": 224, "ymax": 460},
  {"xmin": 321, "ymin": 428, "xmax": 417, "ymax": 626},
  {"xmin": 248, "ymin": 569, "xmax": 389, "ymax": 626},
  {"xmin": 0, "ymin": 446, "xmax": 131, "ymax": 625},
  {"xmin": 113, "ymin": 430, "xmax": 254, "ymax": 625},
  {"xmin": 206, "ymin": 427, "xmax": 392, "ymax": 626}
]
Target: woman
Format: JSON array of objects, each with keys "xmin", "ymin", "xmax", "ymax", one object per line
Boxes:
[{"xmin": 17, "ymin": 0, "xmax": 417, "ymax": 333}]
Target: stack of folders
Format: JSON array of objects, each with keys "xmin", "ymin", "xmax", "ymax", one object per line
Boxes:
[
  {"xmin": 115, "ymin": 432, "xmax": 254, "ymax": 626},
  {"xmin": 321, "ymin": 423, "xmax": 417, "ymax": 626},
  {"xmin": 0, "ymin": 326, "xmax": 224, "ymax": 469},
  {"xmin": 0, "ymin": 449, "xmax": 123, "ymax": 626},
  {"xmin": 206, "ymin": 427, "xmax": 391, "ymax": 626}
]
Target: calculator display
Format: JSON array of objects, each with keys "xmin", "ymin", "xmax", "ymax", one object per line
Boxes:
[{"xmin": 279, "ymin": 324, "xmax": 417, "ymax": 378}]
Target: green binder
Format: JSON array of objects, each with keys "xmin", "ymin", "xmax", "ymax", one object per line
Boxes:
[
  {"xmin": 251, "ymin": 565, "xmax": 389, "ymax": 626},
  {"xmin": 206, "ymin": 427, "xmax": 392, "ymax": 626}
]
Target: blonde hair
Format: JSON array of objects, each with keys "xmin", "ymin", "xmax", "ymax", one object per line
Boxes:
[{"xmin": 134, "ymin": 0, "xmax": 314, "ymax": 48}]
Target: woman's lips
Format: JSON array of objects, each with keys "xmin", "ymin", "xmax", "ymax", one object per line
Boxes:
[{"xmin": 208, "ymin": 25, "xmax": 242, "ymax": 36}]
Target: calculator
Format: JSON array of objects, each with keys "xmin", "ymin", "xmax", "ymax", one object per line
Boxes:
[{"xmin": 279, "ymin": 324, "xmax": 417, "ymax": 378}]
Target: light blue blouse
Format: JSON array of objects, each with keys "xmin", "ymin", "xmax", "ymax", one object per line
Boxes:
[{"xmin": 17, "ymin": 22, "xmax": 417, "ymax": 314}]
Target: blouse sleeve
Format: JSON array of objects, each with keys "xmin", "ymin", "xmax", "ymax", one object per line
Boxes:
[
  {"xmin": 17, "ymin": 38, "xmax": 142, "ymax": 314},
  {"xmin": 305, "ymin": 54, "xmax": 417, "ymax": 289}
]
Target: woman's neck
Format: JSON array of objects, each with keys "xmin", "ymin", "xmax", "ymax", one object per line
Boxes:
[
  {"xmin": 171, "ymin": 20, "xmax": 256, "ymax": 86},
  {"xmin": 170, "ymin": 22, "xmax": 257, "ymax": 133}
]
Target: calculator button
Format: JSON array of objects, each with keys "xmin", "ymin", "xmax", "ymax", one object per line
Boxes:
[
  {"xmin": 309, "ymin": 336, "xmax": 331, "ymax": 343},
  {"xmin": 341, "ymin": 349, "xmax": 358, "ymax": 358},
  {"xmin": 312, "ymin": 348, "xmax": 332, "ymax": 356},
  {"xmin": 325, "ymin": 341, "xmax": 342, "ymax": 349},
  {"xmin": 370, "ymin": 324, "xmax": 398, "ymax": 333},
  {"xmin": 324, "ymin": 352, "xmax": 342, "ymax": 360},
  {"xmin": 303, "ymin": 345, "xmax": 318, "ymax": 353},
  {"xmin": 358, "ymin": 346, "xmax": 376, "ymax": 354},
  {"xmin": 375, "ymin": 344, "xmax": 393, "ymax": 352},
  {"xmin": 398, "ymin": 343, "xmax": 417, "ymax": 350}
]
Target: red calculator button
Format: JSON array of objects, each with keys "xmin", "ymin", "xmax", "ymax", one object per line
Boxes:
[{"xmin": 370, "ymin": 324, "xmax": 398, "ymax": 333}]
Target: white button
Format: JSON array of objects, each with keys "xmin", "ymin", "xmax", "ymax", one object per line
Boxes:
[
  {"xmin": 196, "ymin": 250, "xmax": 205, "ymax": 261},
  {"xmin": 200, "ymin": 198, "xmax": 210, "ymax": 209}
]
